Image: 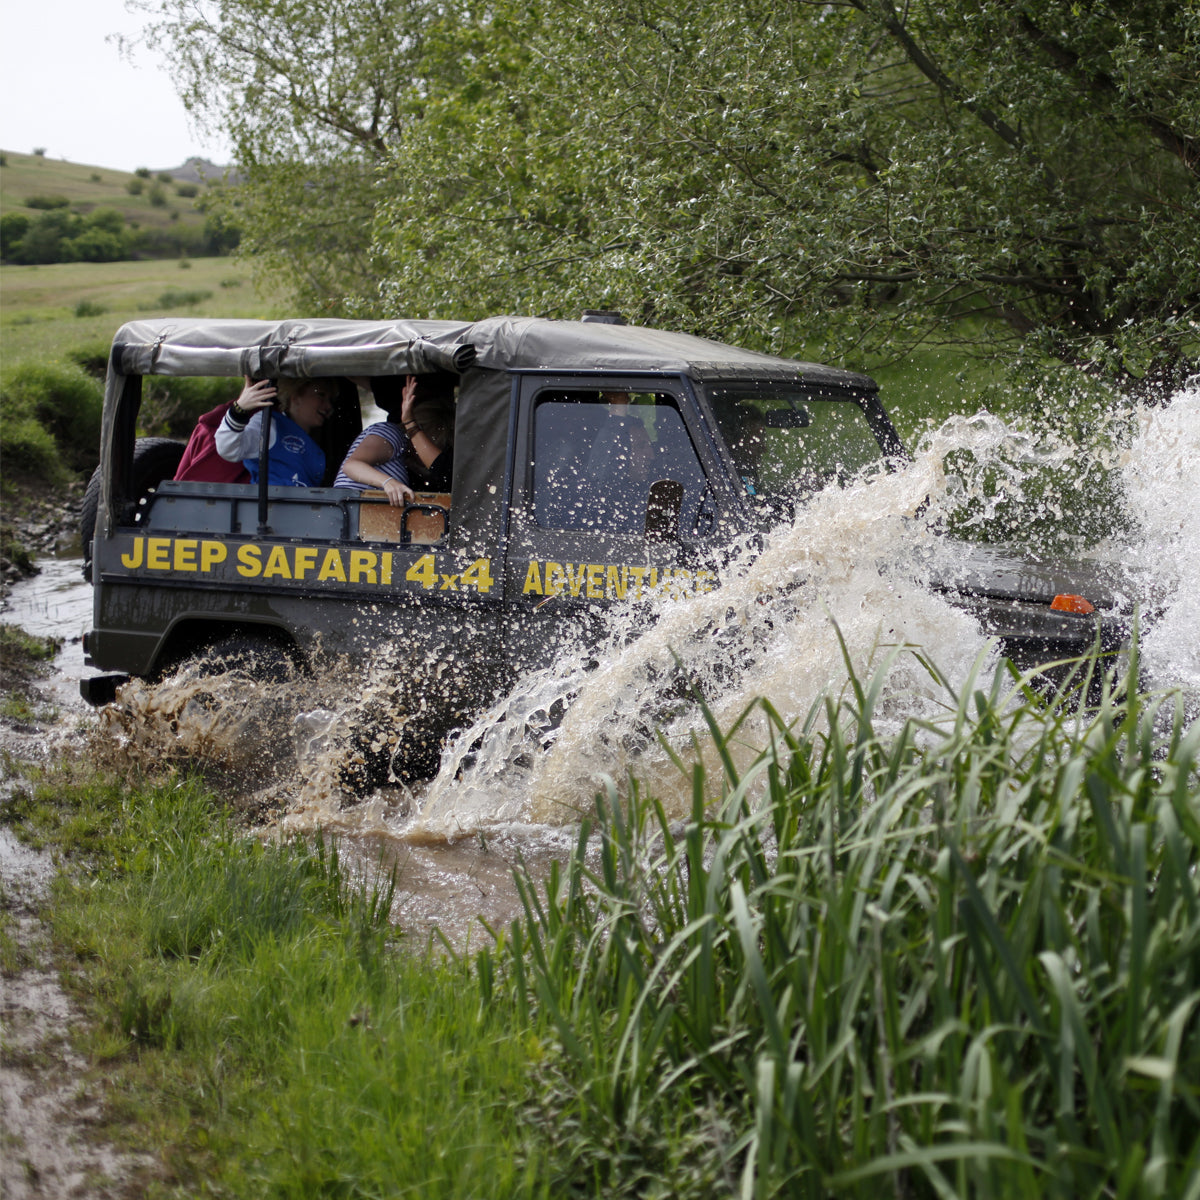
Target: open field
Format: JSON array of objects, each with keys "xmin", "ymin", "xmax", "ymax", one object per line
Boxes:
[
  {"xmin": 1, "ymin": 257, "xmax": 286, "ymax": 363},
  {"xmin": 1, "ymin": 149, "xmax": 220, "ymax": 236}
]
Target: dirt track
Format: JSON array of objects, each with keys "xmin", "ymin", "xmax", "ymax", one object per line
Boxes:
[{"xmin": 0, "ymin": 708, "xmax": 155, "ymax": 1199}]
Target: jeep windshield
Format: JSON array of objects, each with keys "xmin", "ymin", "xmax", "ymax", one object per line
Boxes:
[{"xmin": 703, "ymin": 383, "xmax": 904, "ymax": 522}]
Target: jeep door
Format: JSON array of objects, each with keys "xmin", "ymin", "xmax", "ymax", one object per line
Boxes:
[{"xmin": 500, "ymin": 374, "xmax": 732, "ymax": 673}]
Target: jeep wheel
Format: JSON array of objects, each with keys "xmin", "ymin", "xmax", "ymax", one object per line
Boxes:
[
  {"xmin": 190, "ymin": 633, "xmax": 300, "ymax": 683},
  {"xmin": 80, "ymin": 437, "xmax": 185, "ymax": 581}
]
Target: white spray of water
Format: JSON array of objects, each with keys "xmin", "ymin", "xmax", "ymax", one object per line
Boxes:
[
  {"xmin": 408, "ymin": 391, "xmax": 1200, "ymax": 838},
  {"xmin": 410, "ymin": 432, "xmax": 996, "ymax": 837},
  {"xmin": 1118, "ymin": 386, "xmax": 1200, "ymax": 695}
]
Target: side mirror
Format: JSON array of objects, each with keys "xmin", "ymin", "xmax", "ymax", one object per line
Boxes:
[{"xmin": 645, "ymin": 478, "xmax": 684, "ymax": 542}]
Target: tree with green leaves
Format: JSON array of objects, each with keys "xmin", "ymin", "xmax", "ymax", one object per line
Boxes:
[
  {"xmin": 134, "ymin": 0, "xmax": 478, "ymax": 311},
  {"xmin": 141, "ymin": 0, "xmax": 1199, "ymax": 392},
  {"xmin": 375, "ymin": 0, "xmax": 1200, "ymax": 393}
]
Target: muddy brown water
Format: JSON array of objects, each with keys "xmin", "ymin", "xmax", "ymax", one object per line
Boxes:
[{"xmin": 0, "ymin": 556, "xmax": 573, "ymax": 943}]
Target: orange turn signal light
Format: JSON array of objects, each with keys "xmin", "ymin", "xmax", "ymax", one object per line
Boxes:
[{"xmin": 1050, "ymin": 593, "xmax": 1095, "ymax": 614}]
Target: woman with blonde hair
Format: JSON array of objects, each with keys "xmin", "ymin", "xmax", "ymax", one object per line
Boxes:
[{"xmin": 215, "ymin": 375, "xmax": 335, "ymax": 487}]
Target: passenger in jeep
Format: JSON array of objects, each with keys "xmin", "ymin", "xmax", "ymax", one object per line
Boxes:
[
  {"xmin": 174, "ymin": 399, "xmax": 251, "ymax": 484},
  {"xmin": 215, "ymin": 376, "xmax": 334, "ymax": 487},
  {"xmin": 364, "ymin": 374, "xmax": 456, "ymax": 492},
  {"xmin": 333, "ymin": 375, "xmax": 418, "ymax": 506}
]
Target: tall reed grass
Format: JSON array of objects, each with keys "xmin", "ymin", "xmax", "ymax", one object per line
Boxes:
[{"xmin": 490, "ymin": 644, "xmax": 1200, "ymax": 1198}]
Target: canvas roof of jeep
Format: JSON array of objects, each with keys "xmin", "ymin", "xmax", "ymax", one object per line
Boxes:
[
  {"xmin": 107, "ymin": 314, "xmax": 879, "ymax": 389},
  {"xmin": 99, "ymin": 315, "xmax": 883, "ymax": 557}
]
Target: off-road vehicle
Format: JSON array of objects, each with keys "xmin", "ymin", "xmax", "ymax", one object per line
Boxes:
[{"xmin": 81, "ymin": 313, "xmax": 1129, "ymax": 771}]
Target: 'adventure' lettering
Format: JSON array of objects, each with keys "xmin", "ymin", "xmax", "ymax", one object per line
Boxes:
[{"xmin": 522, "ymin": 559, "xmax": 717, "ymax": 601}]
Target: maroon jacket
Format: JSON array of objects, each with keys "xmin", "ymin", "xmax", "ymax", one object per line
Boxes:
[{"xmin": 174, "ymin": 402, "xmax": 251, "ymax": 484}]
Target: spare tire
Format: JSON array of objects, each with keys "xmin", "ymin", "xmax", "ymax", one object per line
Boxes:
[{"xmin": 80, "ymin": 437, "xmax": 185, "ymax": 581}]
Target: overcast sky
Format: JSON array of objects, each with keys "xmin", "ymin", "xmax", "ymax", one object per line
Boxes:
[{"xmin": 0, "ymin": 0, "xmax": 233, "ymax": 173}]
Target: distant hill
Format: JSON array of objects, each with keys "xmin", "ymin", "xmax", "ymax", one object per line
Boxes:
[
  {"xmin": 0, "ymin": 150, "xmax": 240, "ymax": 263},
  {"xmin": 154, "ymin": 157, "xmax": 241, "ymax": 185}
]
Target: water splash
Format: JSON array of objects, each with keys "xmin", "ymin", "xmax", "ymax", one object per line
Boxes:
[
  {"xmin": 411, "ymin": 436, "xmax": 993, "ymax": 837},
  {"xmin": 1118, "ymin": 385, "xmax": 1200, "ymax": 696}
]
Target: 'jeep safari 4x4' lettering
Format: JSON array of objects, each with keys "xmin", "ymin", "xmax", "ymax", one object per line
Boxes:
[{"xmin": 81, "ymin": 313, "xmax": 1133, "ymax": 777}]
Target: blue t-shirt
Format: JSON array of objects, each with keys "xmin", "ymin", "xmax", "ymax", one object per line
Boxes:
[{"xmin": 248, "ymin": 411, "xmax": 325, "ymax": 487}]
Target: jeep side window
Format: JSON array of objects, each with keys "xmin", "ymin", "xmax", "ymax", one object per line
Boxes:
[
  {"xmin": 705, "ymin": 385, "xmax": 892, "ymax": 517},
  {"xmin": 532, "ymin": 391, "xmax": 708, "ymax": 535}
]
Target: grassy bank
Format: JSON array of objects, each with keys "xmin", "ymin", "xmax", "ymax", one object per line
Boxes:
[
  {"xmin": 2, "ymin": 646, "xmax": 1197, "ymax": 1197},
  {"xmin": 3, "ymin": 769, "xmax": 547, "ymax": 1197}
]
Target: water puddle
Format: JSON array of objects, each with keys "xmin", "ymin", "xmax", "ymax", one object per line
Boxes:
[{"xmin": 1, "ymin": 556, "xmax": 99, "ymax": 711}]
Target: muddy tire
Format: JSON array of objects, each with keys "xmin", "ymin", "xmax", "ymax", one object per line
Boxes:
[
  {"xmin": 80, "ymin": 438, "xmax": 185, "ymax": 581},
  {"xmin": 190, "ymin": 633, "xmax": 299, "ymax": 683}
]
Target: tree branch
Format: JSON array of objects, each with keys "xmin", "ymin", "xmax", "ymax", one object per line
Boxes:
[{"xmin": 1016, "ymin": 12, "xmax": 1200, "ymax": 176}]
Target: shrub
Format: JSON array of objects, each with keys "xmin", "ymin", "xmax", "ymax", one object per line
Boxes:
[
  {"xmin": 143, "ymin": 288, "xmax": 213, "ymax": 311},
  {"xmin": 0, "ymin": 212, "xmax": 30, "ymax": 259},
  {"xmin": 175, "ymin": 182, "xmax": 199, "ymax": 198},
  {"xmin": 90, "ymin": 172, "xmax": 102, "ymax": 183},
  {"xmin": 25, "ymin": 194, "xmax": 70, "ymax": 210},
  {"xmin": 156, "ymin": 172, "xmax": 173, "ymax": 184},
  {"xmin": 148, "ymin": 183, "xmax": 169, "ymax": 207},
  {"xmin": 0, "ymin": 413, "xmax": 65, "ymax": 483},
  {"xmin": 74, "ymin": 300, "xmax": 107, "ymax": 319},
  {"xmin": 69, "ymin": 207, "xmax": 133, "ymax": 262},
  {"xmin": 10, "ymin": 208, "xmax": 82, "ymax": 264},
  {"xmin": 69, "ymin": 228, "xmax": 128, "ymax": 263},
  {"xmin": 134, "ymin": 166, "xmax": 151, "ymax": 179},
  {"xmin": 126, "ymin": 178, "xmax": 145, "ymax": 196},
  {"xmin": 202, "ymin": 212, "xmax": 241, "ymax": 255},
  {"xmin": 85, "ymin": 208, "xmax": 125, "ymax": 236},
  {"xmin": 32, "ymin": 147, "xmax": 45, "ymax": 157},
  {"xmin": 131, "ymin": 226, "xmax": 208, "ymax": 259},
  {"xmin": 5, "ymin": 205, "xmax": 137, "ymax": 265},
  {"xmin": 0, "ymin": 362, "xmax": 103, "ymax": 474},
  {"xmin": 65, "ymin": 342, "xmax": 112, "ymax": 380},
  {"xmin": 141, "ymin": 376, "xmax": 240, "ymax": 439}
]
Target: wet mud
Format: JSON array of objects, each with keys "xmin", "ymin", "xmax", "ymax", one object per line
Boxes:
[{"xmin": 0, "ymin": 828, "xmax": 157, "ymax": 1199}]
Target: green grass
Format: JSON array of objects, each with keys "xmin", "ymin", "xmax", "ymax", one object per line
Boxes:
[
  {"xmin": 2, "ymin": 642, "xmax": 1196, "ymax": 1196},
  {"xmin": 0, "ymin": 623, "xmax": 62, "ymax": 678},
  {"xmin": 1, "ymin": 768, "xmax": 548, "ymax": 1197},
  {"xmin": 0, "ymin": 692, "xmax": 57, "ymax": 723},
  {"xmin": 0, "ymin": 256, "xmax": 280, "ymax": 361}
]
